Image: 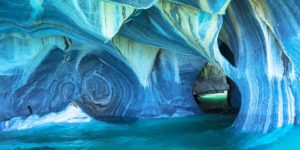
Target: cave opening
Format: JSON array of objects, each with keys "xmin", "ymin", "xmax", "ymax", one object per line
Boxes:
[
  {"xmin": 192, "ymin": 42, "xmax": 240, "ymax": 115},
  {"xmin": 192, "ymin": 64, "xmax": 240, "ymax": 114}
]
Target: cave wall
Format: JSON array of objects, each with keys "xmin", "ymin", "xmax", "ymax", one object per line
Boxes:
[
  {"xmin": 0, "ymin": 0, "xmax": 299, "ymax": 133},
  {"xmin": 0, "ymin": 33, "xmax": 205, "ymax": 121},
  {"xmin": 193, "ymin": 63, "xmax": 229, "ymax": 95},
  {"xmin": 217, "ymin": 0, "xmax": 300, "ymax": 132}
]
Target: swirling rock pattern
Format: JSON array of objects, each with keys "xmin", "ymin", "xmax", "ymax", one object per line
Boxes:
[
  {"xmin": 0, "ymin": 33, "xmax": 203, "ymax": 122},
  {"xmin": 218, "ymin": 0, "xmax": 300, "ymax": 132},
  {"xmin": 0, "ymin": 0, "xmax": 299, "ymax": 133},
  {"xmin": 0, "ymin": 0, "xmax": 135, "ymax": 43}
]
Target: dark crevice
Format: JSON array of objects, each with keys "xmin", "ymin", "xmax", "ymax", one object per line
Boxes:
[
  {"xmin": 219, "ymin": 41, "xmax": 236, "ymax": 67},
  {"xmin": 226, "ymin": 77, "xmax": 241, "ymax": 109},
  {"xmin": 281, "ymin": 52, "xmax": 290, "ymax": 76},
  {"xmin": 27, "ymin": 105, "xmax": 33, "ymax": 115}
]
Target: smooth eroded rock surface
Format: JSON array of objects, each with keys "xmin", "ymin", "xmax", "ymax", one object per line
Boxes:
[{"xmin": 1, "ymin": 0, "xmax": 299, "ymax": 133}]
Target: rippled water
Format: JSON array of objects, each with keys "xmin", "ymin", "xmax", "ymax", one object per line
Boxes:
[{"xmin": 0, "ymin": 114, "xmax": 299, "ymax": 149}]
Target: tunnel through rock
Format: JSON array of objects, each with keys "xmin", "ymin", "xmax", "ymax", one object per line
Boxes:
[
  {"xmin": 192, "ymin": 63, "xmax": 240, "ymax": 114},
  {"xmin": 192, "ymin": 41, "xmax": 241, "ymax": 115}
]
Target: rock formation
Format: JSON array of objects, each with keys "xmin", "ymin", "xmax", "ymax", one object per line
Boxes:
[
  {"xmin": 193, "ymin": 63, "xmax": 229, "ymax": 95},
  {"xmin": 0, "ymin": 0, "xmax": 299, "ymax": 133}
]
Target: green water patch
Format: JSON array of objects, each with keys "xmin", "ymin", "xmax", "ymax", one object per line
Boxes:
[
  {"xmin": 198, "ymin": 91, "xmax": 228, "ymax": 103},
  {"xmin": 196, "ymin": 91, "xmax": 237, "ymax": 114}
]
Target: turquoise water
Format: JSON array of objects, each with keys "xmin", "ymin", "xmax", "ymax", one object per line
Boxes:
[{"xmin": 0, "ymin": 114, "xmax": 299, "ymax": 149}]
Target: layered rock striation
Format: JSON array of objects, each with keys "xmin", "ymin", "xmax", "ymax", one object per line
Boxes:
[{"xmin": 0, "ymin": 0, "xmax": 299, "ymax": 132}]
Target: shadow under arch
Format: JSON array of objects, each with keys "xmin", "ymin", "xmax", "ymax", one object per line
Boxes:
[{"xmin": 192, "ymin": 41, "xmax": 241, "ymax": 115}]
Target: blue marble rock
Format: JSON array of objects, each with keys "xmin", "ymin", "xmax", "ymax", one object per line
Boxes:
[
  {"xmin": 106, "ymin": 0, "xmax": 158, "ymax": 8},
  {"xmin": 218, "ymin": 0, "xmax": 300, "ymax": 132},
  {"xmin": 0, "ymin": 0, "xmax": 299, "ymax": 133}
]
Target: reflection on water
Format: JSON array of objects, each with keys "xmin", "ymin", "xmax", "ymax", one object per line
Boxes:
[{"xmin": 0, "ymin": 114, "xmax": 298, "ymax": 149}]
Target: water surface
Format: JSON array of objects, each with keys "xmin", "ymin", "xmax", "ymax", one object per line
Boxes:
[{"xmin": 0, "ymin": 114, "xmax": 298, "ymax": 149}]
